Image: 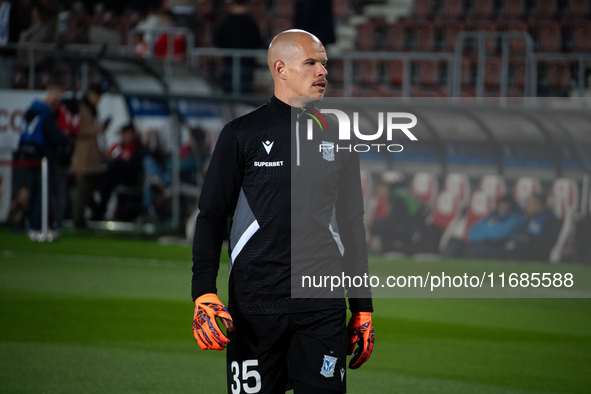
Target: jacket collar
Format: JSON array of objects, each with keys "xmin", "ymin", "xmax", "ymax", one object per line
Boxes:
[
  {"xmin": 267, "ymin": 95, "xmax": 292, "ymax": 120},
  {"xmin": 267, "ymin": 95, "xmax": 322, "ymax": 121}
]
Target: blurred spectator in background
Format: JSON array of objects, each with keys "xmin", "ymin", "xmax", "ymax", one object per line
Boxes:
[
  {"xmin": 16, "ymin": 3, "xmax": 56, "ymax": 70},
  {"xmin": 70, "ymin": 84, "xmax": 105, "ymax": 229},
  {"xmin": 0, "ymin": 0, "xmax": 21, "ymax": 88},
  {"xmin": 141, "ymin": 126, "xmax": 207, "ymax": 221},
  {"xmin": 504, "ymin": 194, "xmax": 561, "ymax": 261},
  {"xmin": 367, "ymin": 181, "xmax": 391, "ymax": 226},
  {"xmin": 53, "ymin": 99, "xmax": 78, "ymax": 227},
  {"xmin": 88, "ymin": 11, "xmax": 123, "ymax": 48},
  {"xmin": 293, "ymin": 0, "xmax": 335, "ymax": 46},
  {"xmin": 214, "ymin": 0, "xmax": 262, "ymax": 94},
  {"xmin": 95, "ymin": 123, "xmax": 147, "ymax": 220},
  {"xmin": 152, "ymin": 10, "xmax": 186, "ymax": 60},
  {"xmin": 366, "ymin": 181, "xmax": 391, "ymax": 253},
  {"xmin": 15, "ymin": 84, "xmax": 68, "ymax": 239},
  {"xmin": 370, "ymin": 180, "xmax": 424, "ymax": 254},
  {"xmin": 7, "ymin": 186, "xmax": 28, "ymax": 227},
  {"xmin": 462, "ymin": 195, "xmax": 524, "ymax": 258},
  {"xmin": 133, "ymin": 8, "xmax": 186, "ymax": 59},
  {"xmin": 131, "ymin": 3, "xmax": 161, "ymax": 56}
]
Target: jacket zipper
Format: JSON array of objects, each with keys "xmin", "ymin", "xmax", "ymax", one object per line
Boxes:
[{"xmin": 296, "ymin": 112, "xmax": 301, "ymax": 166}]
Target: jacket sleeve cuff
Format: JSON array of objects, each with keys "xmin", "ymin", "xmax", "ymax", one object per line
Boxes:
[{"xmin": 348, "ymin": 297, "xmax": 374, "ymax": 313}]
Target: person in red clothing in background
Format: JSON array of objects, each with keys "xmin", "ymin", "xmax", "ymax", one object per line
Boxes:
[
  {"xmin": 152, "ymin": 10, "xmax": 186, "ymax": 60},
  {"xmin": 54, "ymin": 99, "xmax": 80, "ymax": 226},
  {"xmin": 134, "ymin": 10, "xmax": 186, "ymax": 60},
  {"xmin": 94, "ymin": 123, "xmax": 148, "ymax": 220}
]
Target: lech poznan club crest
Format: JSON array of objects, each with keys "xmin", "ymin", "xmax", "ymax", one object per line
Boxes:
[
  {"xmin": 320, "ymin": 355, "xmax": 338, "ymax": 378},
  {"xmin": 321, "ymin": 141, "xmax": 335, "ymax": 162}
]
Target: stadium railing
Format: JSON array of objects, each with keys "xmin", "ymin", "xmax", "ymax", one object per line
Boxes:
[{"xmin": 3, "ymin": 31, "xmax": 590, "ymax": 98}]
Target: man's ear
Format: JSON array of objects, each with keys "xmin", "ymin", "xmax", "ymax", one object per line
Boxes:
[{"xmin": 274, "ymin": 60, "xmax": 287, "ymax": 80}]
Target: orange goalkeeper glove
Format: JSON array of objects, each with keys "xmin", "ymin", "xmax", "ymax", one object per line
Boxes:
[
  {"xmin": 192, "ymin": 293, "xmax": 234, "ymax": 350},
  {"xmin": 347, "ymin": 312, "xmax": 374, "ymax": 369}
]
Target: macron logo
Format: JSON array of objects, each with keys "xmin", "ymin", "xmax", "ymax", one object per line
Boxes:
[{"xmin": 262, "ymin": 140, "xmax": 274, "ymax": 154}]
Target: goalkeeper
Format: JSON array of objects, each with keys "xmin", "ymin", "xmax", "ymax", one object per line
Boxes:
[{"xmin": 191, "ymin": 29, "xmax": 374, "ymax": 393}]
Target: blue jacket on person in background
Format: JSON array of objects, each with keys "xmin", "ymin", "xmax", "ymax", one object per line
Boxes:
[
  {"xmin": 468, "ymin": 210, "xmax": 525, "ymax": 243},
  {"xmin": 520, "ymin": 211, "xmax": 561, "ymax": 240},
  {"xmin": 18, "ymin": 99, "xmax": 67, "ymax": 160},
  {"xmin": 506, "ymin": 210, "xmax": 562, "ymax": 261}
]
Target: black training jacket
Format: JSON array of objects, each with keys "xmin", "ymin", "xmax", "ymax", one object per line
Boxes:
[{"xmin": 192, "ymin": 96, "xmax": 373, "ymax": 315}]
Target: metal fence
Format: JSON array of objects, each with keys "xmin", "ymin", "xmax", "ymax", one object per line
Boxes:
[
  {"xmin": 2, "ymin": 31, "xmax": 590, "ymax": 231},
  {"xmin": 3, "ymin": 30, "xmax": 590, "ymax": 97}
]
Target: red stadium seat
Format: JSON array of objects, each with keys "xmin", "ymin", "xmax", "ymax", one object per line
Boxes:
[
  {"xmin": 479, "ymin": 175, "xmax": 506, "ymax": 203},
  {"xmin": 547, "ymin": 61, "xmax": 569, "ymax": 89},
  {"xmin": 355, "ymin": 60, "xmax": 378, "ymax": 85},
  {"xmin": 250, "ymin": 0, "xmax": 266, "ymax": 18},
  {"xmin": 549, "ymin": 178, "xmax": 579, "ymax": 218},
  {"xmin": 431, "ymin": 190, "xmax": 461, "ymax": 230},
  {"xmin": 419, "ymin": 60, "xmax": 438, "ymax": 86},
  {"xmin": 513, "ymin": 176, "xmax": 541, "ymax": 207},
  {"xmin": 510, "ymin": 60, "xmax": 527, "ymax": 88},
  {"xmin": 444, "ymin": 22, "xmax": 463, "ymax": 51},
  {"xmin": 275, "ymin": 0, "xmax": 294, "ymax": 18},
  {"xmin": 444, "ymin": 172, "xmax": 471, "ymax": 208},
  {"xmin": 153, "ymin": 33, "xmax": 187, "ymax": 60},
  {"xmin": 505, "ymin": 0, "xmax": 525, "ymax": 17},
  {"xmin": 352, "ymin": 86, "xmax": 381, "ymax": 97},
  {"xmin": 373, "ymin": 19, "xmax": 389, "ymax": 49},
  {"xmin": 485, "ymin": 58, "xmax": 501, "ymax": 87},
  {"xmin": 506, "ymin": 21, "xmax": 528, "ymax": 52},
  {"xmin": 411, "ymin": 172, "xmax": 439, "ymax": 208},
  {"xmin": 333, "ymin": 0, "xmax": 350, "ymax": 18},
  {"xmin": 196, "ymin": 0, "xmax": 214, "ymax": 16},
  {"xmin": 548, "ymin": 178, "xmax": 579, "ymax": 263},
  {"xmin": 506, "ymin": 86, "xmax": 524, "ymax": 97},
  {"xmin": 416, "ymin": 23, "xmax": 435, "ymax": 51},
  {"xmin": 270, "ymin": 18, "xmax": 293, "ymax": 38},
  {"xmin": 434, "ymin": 25, "xmax": 445, "ymax": 50},
  {"xmin": 474, "ymin": 0, "xmax": 494, "ymax": 17},
  {"xmin": 388, "ymin": 60, "xmax": 404, "ymax": 85},
  {"xmin": 537, "ymin": 0, "xmax": 557, "ymax": 16},
  {"xmin": 539, "ymin": 21, "xmax": 561, "ymax": 52},
  {"xmin": 456, "ymin": 190, "xmax": 495, "ymax": 241},
  {"xmin": 328, "ymin": 59, "xmax": 344, "ymax": 84},
  {"xmin": 461, "ymin": 58, "xmax": 474, "ymax": 86},
  {"xmin": 387, "ymin": 23, "xmax": 405, "ymax": 51},
  {"xmin": 570, "ymin": 0, "xmax": 591, "ymax": 15},
  {"xmin": 443, "ymin": 0, "xmax": 463, "ymax": 18},
  {"xmin": 476, "ymin": 21, "xmax": 497, "ymax": 53},
  {"xmin": 357, "ymin": 23, "xmax": 374, "ymax": 50},
  {"xmin": 414, "ymin": 0, "xmax": 432, "ymax": 17},
  {"xmin": 459, "ymin": 87, "xmax": 477, "ymax": 97},
  {"xmin": 573, "ymin": 20, "xmax": 591, "ymax": 52}
]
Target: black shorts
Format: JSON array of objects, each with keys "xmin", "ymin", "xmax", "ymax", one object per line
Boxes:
[{"xmin": 226, "ymin": 308, "xmax": 347, "ymax": 394}]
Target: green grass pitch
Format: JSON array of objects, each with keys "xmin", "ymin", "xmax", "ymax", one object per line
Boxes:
[{"xmin": 1, "ymin": 228, "xmax": 590, "ymax": 393}]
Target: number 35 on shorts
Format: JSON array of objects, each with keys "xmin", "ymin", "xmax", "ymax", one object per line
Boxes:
[{"xmin": 231, "ymin": 359, "xmax": 261, "ymax": 394}]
